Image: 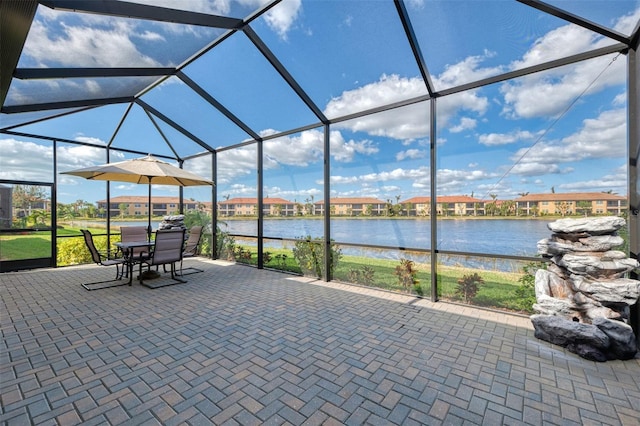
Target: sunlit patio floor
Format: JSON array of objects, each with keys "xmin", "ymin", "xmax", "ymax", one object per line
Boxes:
[{"xmin": 1, "ymin": 259, "xmax": 639, "ymax": 425}]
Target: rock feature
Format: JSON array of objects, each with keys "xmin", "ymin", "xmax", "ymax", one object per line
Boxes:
[
  {"xmin": 532, "ymin": 217, "xmax": 640, "ymax": 361},
  {"xmin": 158, "ymin": 214, "xmax": 186, "ymax": 231}
]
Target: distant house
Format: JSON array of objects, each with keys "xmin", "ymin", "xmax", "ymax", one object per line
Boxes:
[
  {"xmin": 513, "ymin": 192, "xmax": 627, "ymax": 216},
  {"xmin": 401, "ymin": 196, "xmax": 485, "ymax": 216},
  {"xmin": 218, "ymin": 197, "xmax": 298, "ymax": 217},
  {"xmin": 97, "ymin": 196, "xmax": 207, "ymax": 217},
  {"xmin": 314, "ymin": 197, "xmax": 387, "ymax": 216}
]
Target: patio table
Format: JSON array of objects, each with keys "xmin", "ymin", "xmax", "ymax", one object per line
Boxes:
[{"xmin": 115, "ymin": 240, "xmax": 155, "ymax": 285}]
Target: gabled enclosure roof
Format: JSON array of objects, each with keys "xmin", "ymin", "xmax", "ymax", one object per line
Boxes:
[{"xmin": 1, "ymin": 0, "xmax": 639, "ymax": 161}]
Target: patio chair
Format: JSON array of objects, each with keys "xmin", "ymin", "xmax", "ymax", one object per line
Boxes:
[
  {"xmin": 120, "ymin": 226, "xmax": 150, "ymax": 261},
  {"xmin": 180, "ymin": 225, "xmax": 204, "ymax": 275},
  {"xmin": 139, "ymin": 228, "xmax": 186, "ymax": 289},
  {"xmin": 81, "ymin": 229, "xmax": 128, "ymax": 291}
]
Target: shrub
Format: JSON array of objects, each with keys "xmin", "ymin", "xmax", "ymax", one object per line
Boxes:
[
  {"xmin": 456, "ymin": 272, "xmax": 484, "ymax": 303},
  {"xmin": 216, "ymin": 227, "xmax": 236, "ymax": 260},
  {"xmin": 394, "ymin": 258, "xmax": 419, "ymax": 292},
  {"xmin": 233, "ymin": 246, "xmax": 252, "ymax": 263},
  {"xmin": 57, "ymin": 234, "xmax": 120, "ymax": 266},
  {"xmin": 274, "ymin": 253, "xmax": 288, "ymax": 269},
  {"xmin": 512, "ymin": 261, "xmax": 545, "ymax": 313},
  {"xmin": 293, "ymin": 235, "xmax": 341, "ymax": 279},
  {"xmin": 347, "ymin": 266, "xmax": 375, "ymax": 285}
]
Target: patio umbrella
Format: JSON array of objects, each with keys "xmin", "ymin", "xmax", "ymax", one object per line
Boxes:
[{"xmin": 62, "ymin": 154, "xmax": 214, "ymax": 235}]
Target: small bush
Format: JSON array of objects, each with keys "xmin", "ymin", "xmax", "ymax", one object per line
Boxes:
[
  {"xmin": 347, "ymin": 266, "xmax": 376, "ymax": 285},
  {"xmin": 512, "ymin": 261, "xmax": 545, "ymax": 313},
  {"xmin": 57, "ymin": 234, "xmax": 121, "ymax": 266},
  {"xmin": 233, "ymin": 246, "xmax": 252, "ymax": 263},
  {"xmin": 215, "ymin": 227, "xmax": 235, "ymax": 260},
  {"xmin": 456, "ymin": 272, "xmax": 484, "ymax": 303},
  {"xmin": 293, "ymin": 235, "xmax": 341, "ymax": 279},
  {"xmin": 274, "ymin": 253, "xmax": 288, "ymax": 268},
  {"xmin": 394, "ymin": 258, "xmax": 419, "ymax": 292}
]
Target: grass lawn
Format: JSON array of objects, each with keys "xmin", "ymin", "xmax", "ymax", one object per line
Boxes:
[
  {"xmin": 0, "ymin": 226, "xmax": 119, "ymax": 263},
  {"xmin": 228, "ymin": 246, "xmax": 534, "ymax": 314},
  {"xmin": 1, "ymin": 233, "xmax": 52, "ymax": 260}
]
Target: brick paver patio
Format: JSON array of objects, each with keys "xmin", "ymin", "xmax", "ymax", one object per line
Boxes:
[{"xmin": 1, "ymin": 259, "xmax": 639, "ymax": 425}]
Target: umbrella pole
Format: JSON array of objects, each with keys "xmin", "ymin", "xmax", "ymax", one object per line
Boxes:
[
  {"xmin": 142, "ymin": 180, "xmax": 160, "ymax": 280},
  {"xmin": 148, "ymin": 182, "xmax": 152, "ymax": 241}
]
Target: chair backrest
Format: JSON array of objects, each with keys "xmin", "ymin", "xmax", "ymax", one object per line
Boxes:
[
  {"xmin": 121, "ymin": 226, "xmax": 148, "ymax": 257},
  {"xmin": 150, "ymin": 228, "xmax": 185, "ymax": 265},
  {"xmin": 183, "ymin": 226, "xmax": 203, "ymax": 255},
  {"xmin": 81, "ymin": 229, "xmax": 102, "ymax": 265}
]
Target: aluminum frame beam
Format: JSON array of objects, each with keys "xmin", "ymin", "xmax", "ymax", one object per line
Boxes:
[
  {"xmin": 1, "ymin": 96, "xmax": 134, "ymax": 114},
  {"xmin": 395, "ymin": 0, "xmax": 435, "ymax": 96},
  {"xmin": 242, "ymin": 25, "xmax": 328, "ymax": 124},
  {"xmin": 14, "ymin": 68, "xmax": 176, "ymax": 79},
  {"xmin": 517, "ymin": 0, "xmax": 631, "ymax": 45},
  {"xmin": 39, "ymin": 0, "xmax": 243, "ymax": 29},
  {"xmin": 177, "ymin": 71, "xmax": 262, "ymax": 142},
  {"xmin": 628, "ymin": 34, "xmax": 640, "ymax": 340},
  {"xmin": 1, "ymin": 0, "xmax": 38, "ymax": 106},
  {"xmin": 134, "ymin": 99, "xmax": 216, "ymax": 153}
]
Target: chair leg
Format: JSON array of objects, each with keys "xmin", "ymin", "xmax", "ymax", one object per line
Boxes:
[
  {"xmin": 83, "ymin": 266, "xmax": 128, "ymax": 291},
  {"xmin": 82, "ymin": 279, "xmax": 129, "ymax": 291},
  {"xmin": 140, "ymin": 262, "xmax": 186, "ymax": 289},
  {"xmin": 179, "ymin": 257, "xmax": 204, "ymax": 276},
  {"xmin": 170, "ymin": 262, "xmax": 187, "ymax": 283}
]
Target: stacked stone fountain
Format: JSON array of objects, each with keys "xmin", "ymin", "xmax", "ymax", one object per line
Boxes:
[
  {"xmin": 531, "ymin": 216, "xmax": 640, "ymax": 361},
  {"xmin": 158, "ymin": 214, "xmax": 186, "ymax": 231}
]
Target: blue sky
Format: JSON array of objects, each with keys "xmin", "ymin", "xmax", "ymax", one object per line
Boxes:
[{"xmin": 1, "ymin": 0, "xmax": 639, "ymax": 205}]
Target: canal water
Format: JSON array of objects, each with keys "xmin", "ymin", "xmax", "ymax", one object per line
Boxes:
[{"xmin": 90, "ymin": 218, "xmax": 553, "ymax": 257}]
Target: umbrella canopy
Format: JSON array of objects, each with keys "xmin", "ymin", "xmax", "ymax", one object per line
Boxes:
[
  {"xmin": 62, "ymin": 154, "xmax": 214, "ymax": 186},
  {"xmin": 63, "ymin": 155, "xmax": 214, "ymax": 236}
]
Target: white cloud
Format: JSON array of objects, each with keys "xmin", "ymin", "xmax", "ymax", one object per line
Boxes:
[
  {"xmin": 438, "ymin": 168, "xmax": 495, "ymax": 183},
  {"xmin": 325, "ymin": 74, "xmax": 428, "ymax": 119},
  {"xmin": 558, "ymin": 164, "xmax": 627, "ymax": 193},
  {"xmin": 613, "ymin": 8, "xmax": 640, "ymax": 34},
  {"xmin": 507, "ymin": 106, "xmax": 626, "ymax": 176},
  {"xmin": 259, "ymin": 0, "xmax": 302, "ymax": 40},
  {"xmin": 263, "ymin": 129, "xmax": 323, "ymax": 166},
  {"xmin": 449, "ymin": 117, "xmax": 477, "ymax": 133},
  {"xmin": 0, "ymin": 138, "xmax": 117, "ymax": 182},
  {"xmin": 396, "ymin": 149, "xmax": 426, "ymax": 161},
  {"xmin": 262, "ymin": 129, "xmax": 378, "ymax": 166},
  {"xmin": 329, "ymin": 166, "xmax": 431, "ymax": 187},
  {"xmin": 560, "ymin": 108, "xmax": 627, "ymax": 157},
  {"xmin": 478, "ymin": 130, "xmax": 537, "ymax": 146},
  {"xmin": 0, "ymin": 138, "xmax": 52, "ymax": 181},
  {"xmin": 219, "ymin": 128, "xmax": 378, "ymax": 183},
  {"xmin": 509, "ymin": 162, "xmax": 563, "ymax": 177},
  {"xmin": 511, "ymin": 109, "xmax": 627, "ymax": 175},
  {"xmin": 136, "ymin": 31, "xmax": 165, "ymax": 42},
  {"xmin": 510, "ymin": 25, "xmax": 596, "ymax": 70},
  {"xmin": 24, "ymin": 19, "xmax": 161, "ymax": 68},
  {"xmin": 73, "ymin": 135, "xmax": 107, "ymax": 145},
  {"xmin": 264, "ymin": 186, "xmax": 322, "ymax": 201},
  {"xmin": 499, "ymin": 9, "xmax": 639, "ymax": 120},
  {"xmin": 437, "ymin": 51, "xmax": 504, "ymax": 88},
  {"xmin": 326, "ymin": 74, "xmax": 488, "ymax": 141},
  {"xmin": 216, "ymin": 146, "xmax": 258, "ymax": 184}
]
